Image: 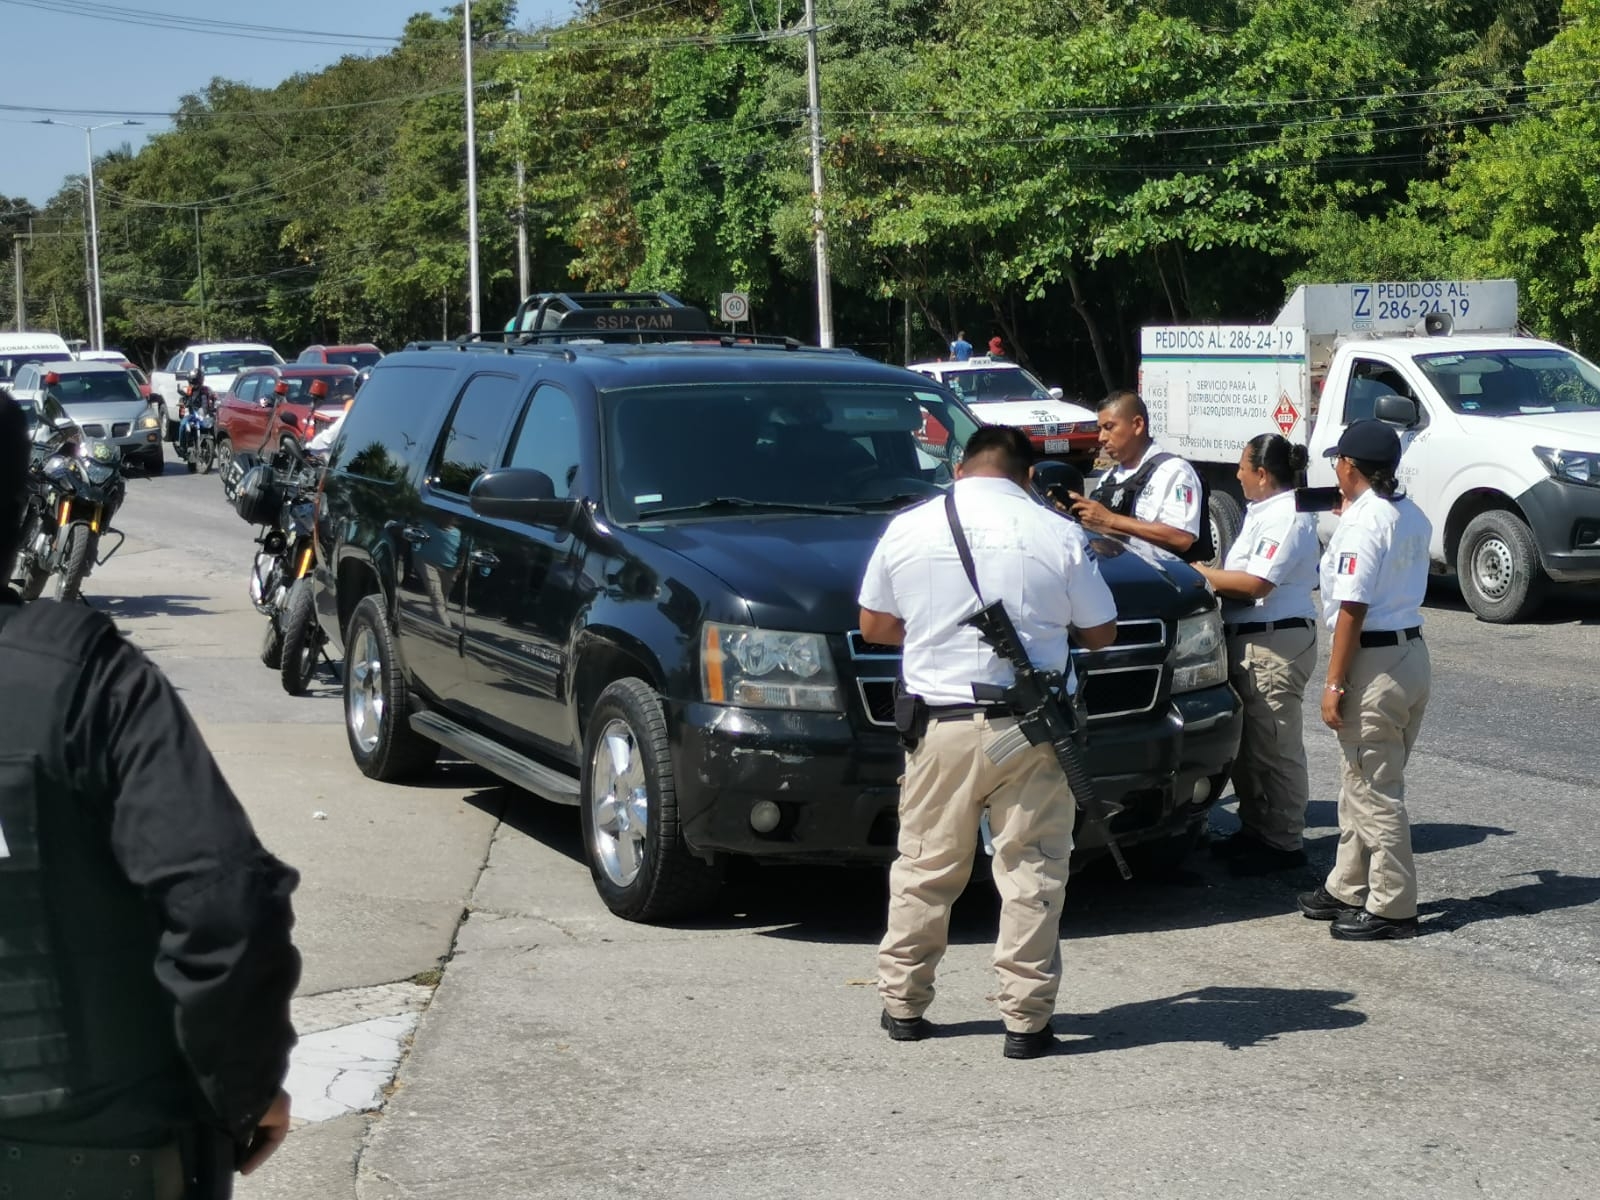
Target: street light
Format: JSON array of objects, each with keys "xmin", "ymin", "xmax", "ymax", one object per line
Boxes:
[
  {"xmin": 463, "ymin": 0, "xmax": 482, "ymax": 334},
  {"xmin": 37, "ymin": 118, "xmax": 142, "ymax": 351}
]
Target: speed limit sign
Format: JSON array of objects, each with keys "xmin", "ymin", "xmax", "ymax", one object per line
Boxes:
[{"xmin": 720, "ymin": 291, "xmax": 750, "ymax": 323}]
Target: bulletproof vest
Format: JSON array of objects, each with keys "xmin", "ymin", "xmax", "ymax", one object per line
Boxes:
[
  {"xmin": 1090, "ymin": 451, "xmax": 1213, "ymax": 563},
  {"xmin": 0, "ymin": 600, "xmax": 182, "ymax": 1128}
]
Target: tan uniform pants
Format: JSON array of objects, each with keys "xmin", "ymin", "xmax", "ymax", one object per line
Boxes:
[
  {"xmin": 1227, "ymin": 624, "xmax": 1317, "ymax": 851},
  {"xmin": 877, "ymin": 712, "xmax": 1074, "ymax": 1034},
  {"xmin": 1325, "ymin": 638, "xmax": 1431, "ymax": 920}
]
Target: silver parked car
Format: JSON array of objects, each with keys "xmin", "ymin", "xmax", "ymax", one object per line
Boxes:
[{"xmin": 9, "ymin": 359, "xmax": 164, "ymax": 473}]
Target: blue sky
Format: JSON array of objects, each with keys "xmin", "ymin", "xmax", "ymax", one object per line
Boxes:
[{"xmin": 1, "ymin": 0, "xmax": 571, "ymax": 207}]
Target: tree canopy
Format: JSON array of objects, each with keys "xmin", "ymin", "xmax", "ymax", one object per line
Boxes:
[{"xmin": 4, "ymin": 0, "xmax": 1597, "ymax": 390}]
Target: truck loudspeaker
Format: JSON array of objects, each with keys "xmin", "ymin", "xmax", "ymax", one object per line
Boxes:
[{"xmin": 1414, "ymin": 311, "xmax": 1454, "ymax": 337}]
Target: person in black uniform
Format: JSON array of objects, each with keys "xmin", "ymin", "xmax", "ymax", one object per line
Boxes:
[{"xmin": 0, "ymin": 390, "xmax": 302, "ymax": 1198}]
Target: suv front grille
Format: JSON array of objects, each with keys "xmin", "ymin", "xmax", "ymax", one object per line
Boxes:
[{"xmin": 846, "ymin": 618, "xmax": 1170, "ymax": 729}]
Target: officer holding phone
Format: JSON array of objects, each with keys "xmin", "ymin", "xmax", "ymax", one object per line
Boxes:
[
  {"xmin": 1298, "ymin": 420, "xmax": 1432, "ymax": 941},
  {"xmin": 1192, "ymin": 434, "xmax": 1321, "ymax": 874}
]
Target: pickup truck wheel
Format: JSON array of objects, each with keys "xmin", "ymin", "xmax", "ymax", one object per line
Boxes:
[
  {"xmin": 580, "ymin": 678, "xmax": 723, "ymax": 922},
  {"xmin": 343, "ymin": 595, "xmax": 439, "ymax": 781},
  {"xmin": 1204, "ymin": 492, "xmax": 1243, "ymax": 568},
  {"xmin": 1456, "ymin": 509, "xmax": 1546, "ymax": 623}
]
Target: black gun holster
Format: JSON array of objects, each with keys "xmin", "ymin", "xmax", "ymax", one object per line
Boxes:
[{"xmin": 892, "ymin": 681, "xmax": 929, "ymax": 752}]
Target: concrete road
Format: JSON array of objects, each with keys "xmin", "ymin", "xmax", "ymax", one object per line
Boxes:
[{"xmin": 85, "ymin": 464, "xmax": 1600, "ymax": 1199}]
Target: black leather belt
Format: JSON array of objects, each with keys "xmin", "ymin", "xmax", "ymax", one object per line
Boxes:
[
  {"xmin": 1359, "ymin": 626, "xmax": 1422, "ymax": 647},
  {"xmin": 926, "ymin": 703, "xmax": 1004, "ymax": 720},
  {"xmin": 1226, "ymin": 617, "xmax": 1314, "ymax": 636}
]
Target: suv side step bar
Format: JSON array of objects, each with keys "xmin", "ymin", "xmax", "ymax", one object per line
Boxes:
[{"xmin": 410, "ymin": 711, "xmax": 582, "ymax": 806}]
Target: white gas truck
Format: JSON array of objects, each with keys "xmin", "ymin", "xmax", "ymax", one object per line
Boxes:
[{"xmin": 1139, "ymin": 279, "xmax": 1600, "ymax": 622}]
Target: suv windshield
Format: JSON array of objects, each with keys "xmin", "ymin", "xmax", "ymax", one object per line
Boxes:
[
  {"xmin": 602, "ymin": 382, "xmax": 978, "ymax": 523},
  {"xmin": 324, "ymin": 350, "xmax": 382, "ymax": 369},
  {"xmin": 200, "ymin": 349, "xmax": 280, "ymax": 373},
  {"xmin": 939, "ymin": 366, "xmax": 1054, "ymax": 406},
  {"xmin": 50, "ymin": 371, "xmax": 143, "ymax": 406},
  {"xmin": 1415, "ymin": 348, "xmax": 1600, "ymax": 416}
]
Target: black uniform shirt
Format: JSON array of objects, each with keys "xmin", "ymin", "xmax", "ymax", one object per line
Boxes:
[{"xmin": 0, "ymin": 591, "xmax": 301, "ymax": 1148}]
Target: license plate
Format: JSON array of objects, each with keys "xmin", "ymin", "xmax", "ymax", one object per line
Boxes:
[{"xmin": 1044, "ymin": 439, "xmax": 1074, "ymax": 452}]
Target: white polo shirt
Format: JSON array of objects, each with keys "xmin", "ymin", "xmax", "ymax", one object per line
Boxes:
[
  {"xmin": 858, "ymin": 476, "xmax": 1118, "ymax": 705},
  {"xmin": 1099, "ymin": 442, "xmax": 1204, "ymax": 537},
  {"xmin": 1220, "ymin": 489, "xmax": 1320, "ymax": 624},
  {"xmin": 1319, "ymin": 488, "xmax": 1432, "ymax": 633}
]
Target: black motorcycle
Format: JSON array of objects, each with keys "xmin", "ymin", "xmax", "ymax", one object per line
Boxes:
[
  {"xmin": 173, "ymin": 375, "xmax": 219, "ymax": 475},
  {"xmin": 236, "ymin": 437, "xmax": 326, "ymax": 694},
  {"xmin": 13, "ymin": 438, "xmax": 128, "ymax": 603}
]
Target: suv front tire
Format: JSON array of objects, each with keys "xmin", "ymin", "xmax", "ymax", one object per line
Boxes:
[{"xmin": 580, "ymin": 678, "xmax": 723, "ymax": 922}]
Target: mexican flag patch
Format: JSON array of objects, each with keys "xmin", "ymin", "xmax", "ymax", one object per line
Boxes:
[
  {"xmin": 1337, "ymin": 552, "xmax": 1359, "ymax": 575},
  {"xmin": 1254, "ymin": 537, "xmax": 1280, "ymax": 560},
  {"xmin": 1174, "ymin": 483, "xmax": 1195, "ymax": 505}
]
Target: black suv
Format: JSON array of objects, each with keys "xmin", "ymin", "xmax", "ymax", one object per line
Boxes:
[{"xmin": 312, "ymin": 294, "xmax": 1241, "ymax": 922}]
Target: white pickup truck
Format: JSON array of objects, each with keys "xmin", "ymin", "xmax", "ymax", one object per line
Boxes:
[
  {"xmin": 1139, "ymin": 280, "xmax": 1600, "ymax": 622},
  {"xmin": 149, "ymin": 341, "xmax": 283, "ymax": 433}
]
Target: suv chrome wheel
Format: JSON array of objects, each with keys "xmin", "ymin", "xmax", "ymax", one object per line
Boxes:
[
  {"xmin": 589, "ymin": 719, "xmax": 649, "ymax": 887},
  {"xmin": 347, "ymin": 624, "xmax": 384, "ymax": 753}
]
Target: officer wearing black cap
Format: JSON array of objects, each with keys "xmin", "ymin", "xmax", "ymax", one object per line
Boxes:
[
  {"xmin": 1297, "ymin": 419, "xmax": 1432, "ymax": 941},
  {"xmin": 0, "ymin": 390, "xmax": 302, "ymax": 1197}
]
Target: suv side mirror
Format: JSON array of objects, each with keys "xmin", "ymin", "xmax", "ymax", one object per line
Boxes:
[
  {"xmin": 469, "ymin": 468, "xmax": 579, "ymax": 526},
  {"xmin": 1374, "ymin": 393, "xmax": 1420, "ymax": 428},
  {"xmin": 1048, "ymin": 386, "xmax": 1064, "ymax": 401}
]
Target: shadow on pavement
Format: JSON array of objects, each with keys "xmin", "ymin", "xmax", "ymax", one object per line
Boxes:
[
  {"xmin": 1424, "ymin": 577, "xmax": 1600, "ymax": 626},
  {"xmin": 90, "ymin": 593, "xmax": 211, "ymax": 619},
  {"xmin": 1304, "ymin": 821, "xmax": 1515, "ymax": 858},
  {"xmin": 931, "ymin": 985, "xmax": 1368, "ymax": 1052},
  {"xmin": 1421, "ymin": 869, "xmax": 1600, "ymax": 933},
  {"xmin": 468, "ymin": 783, "xmax": 589, "ymax": 867}
]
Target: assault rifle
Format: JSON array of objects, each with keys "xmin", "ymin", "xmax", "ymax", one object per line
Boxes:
[{"xmin": 964, "ymin": 600, "xmax": 1132, "ymax": 881}]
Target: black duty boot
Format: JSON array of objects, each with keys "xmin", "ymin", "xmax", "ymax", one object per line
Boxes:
[
  {"xmin": 1002, "ymin": 1026, "xmax": 1056, "ymax": 1060},
  {"xmin": 880, "ymin": 1009, "xmax": 934, "ymax": 1042},
  {"xmin": 1296, "ymin": 885, "xmax": 1363, "ymax": 920},
  {"xmin": 1330, "ymin": 910, "xmax": 1420, "ymax": 941}
]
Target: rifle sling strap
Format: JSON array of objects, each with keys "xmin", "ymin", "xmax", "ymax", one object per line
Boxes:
[{"xmin": 943, "ymin": 489, "xmax": 985, "ymax": 605}]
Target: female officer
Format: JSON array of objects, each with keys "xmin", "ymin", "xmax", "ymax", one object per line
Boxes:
[
  {"xmin": 1194, "ymin": 433, "xmax": 1320, "ymax": 875},
  {"xmin": 1296, "ymin": 419, "xmax": 1432, "ymax": 941}
]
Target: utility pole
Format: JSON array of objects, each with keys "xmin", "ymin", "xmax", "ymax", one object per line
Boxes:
[
  {"xmin": 463, "ymin": 0, "xmax": 483, "ymax": 334},
  {"xmin": 12, "ymin": 235, "xmax": 23, "ymax": 331},
  {"xmin": 193, "ymin": 207, "xmax": 207, "ymax": 340},
  {"xmin": 514, "ymin": 88, "xmax": 529, "ymax": 304},
  {"xmin": 802, "ymin": 0, "xmax": 834, "ymax": 347}
]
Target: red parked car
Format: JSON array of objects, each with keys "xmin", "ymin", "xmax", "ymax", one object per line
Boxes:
[
  {"xmin": 216, "ymin": 364, "xmax": 359, "ymax": 462},
  {"xmin": 296, "ymin": 343, "xmax": 383, "ymax": 369}
]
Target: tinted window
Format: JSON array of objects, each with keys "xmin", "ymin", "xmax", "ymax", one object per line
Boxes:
[
  {"xmin": 1341, "ymin": 359, "xmax": 1416, "ymax": 424},
  {"xmin": 601, "ymin": 382, "xmax": 977, "ymax": 522},
  {"xmin": 505, "ymin": 383, "xmax": 583, "ymax": 495},
  {"xmin": 200, "ymin": 349, "xmax": 281, "ymax": 373},
  {"xmin": 333, "ymin": 364, "xmax": 455, "ymax": 484},
  {"xmin": 430, "ymin": 373, "xmax": 524, "ymax": 497},
  {"xmin": 1, "ymin": 353, "xmax": 71, "ymax": 382},
  {"xmin": 325, "ymin": 350, "xmax": 383, "ymax": 369}
]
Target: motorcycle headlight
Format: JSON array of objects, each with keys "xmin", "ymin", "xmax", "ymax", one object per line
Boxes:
[
  {"xmin": 700, "ymin": 622, "xmax": 841, "ymax": 711},
  {"xmin": 43, "ymin": 454, "xmax": 69, "ymax": 475},
  {"xmin": 1172, "ymin": 610, "xmax": 1227, "ymax": 693},
  {"xmin": 1533, "ymin": 445, "xmax": 1600, "ymax": 487},
  {"xmin": 85, "ymin": 460, "xmax": 117, "ymax": 484}
]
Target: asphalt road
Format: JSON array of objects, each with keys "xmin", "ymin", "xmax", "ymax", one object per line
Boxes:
[{"xmin": 82, "ymin": 461, "xmax": 1600, "ymax": 1199}]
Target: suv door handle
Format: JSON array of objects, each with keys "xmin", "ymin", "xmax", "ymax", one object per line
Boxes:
[
  {"xmin": 469, "ymin": 549, "xmax": 499, "ymax": 570},
  {"xmin": 400, "ymin": 524, "xmax": 429, "ymax": 544}
]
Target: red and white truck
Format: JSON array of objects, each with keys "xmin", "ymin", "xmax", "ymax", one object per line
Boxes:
[{"xmin": 1139, "ymin": 280, "xmax": 1600, "ymax": 621}]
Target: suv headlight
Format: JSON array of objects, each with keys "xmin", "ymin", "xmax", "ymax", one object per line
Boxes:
[
  {"xmin": 1172, "ymin": 611, "xmax": 1227, "ymax": 693},
  {"xmin": 137, "ymin": 413, "xmax": 160, "ymax": 430},
  {"xmin": 1533, "ymin": 445, "xmax": 1600, "ymax": 487},
  {"xmin": 701, "ymin": 622, "xmax": 841, "ymax": 711}
]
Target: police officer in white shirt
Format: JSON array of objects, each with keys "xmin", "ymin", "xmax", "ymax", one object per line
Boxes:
[
  {"xmin": 1297, "ymin": 420, "xmax": 1432, "ymax": 941},
  {"xmin": 858, "ymin": 426, "xmax": 1118, "ymax": 1060},
  {"xmin": 1193, "ymin": 434, "xmax": 1321, "ymax": 876},
  {"xmin": 1069, "ymin": 390, "xmax": 1206, "ymax": 559}
]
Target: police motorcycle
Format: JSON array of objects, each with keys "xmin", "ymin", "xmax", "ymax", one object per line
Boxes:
[
  {"xmin": 234, "ymin": 422, "xmax": 327, "ymax": 694},
  {"xmin": 11, "ymin": 403, "xmax": 128, "ymax": 603},
  {"xmin": 173, "ymin": 367, "xmax": 220, "ymax": 474}
]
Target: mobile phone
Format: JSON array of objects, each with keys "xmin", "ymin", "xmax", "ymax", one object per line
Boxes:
[
  {"xmin": 1031, "ymin": 461, "xmax": 1086, "ymax": 518},
  {"xmin": 1294, "ymin": 486, "xmax": 1343, "ymax": 513}
]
